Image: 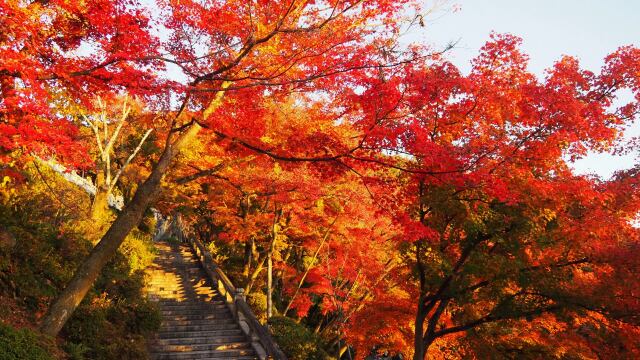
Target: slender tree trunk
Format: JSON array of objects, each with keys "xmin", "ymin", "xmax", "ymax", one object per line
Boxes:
[
  {"xmin": 90, "ymin": 186, "xmax": 110, "ymax": 221},
  {"xmin": 422, "ymin": 338, "xmax": 434, "ymax": 360},
  {"xmin": 267, "ymin": 246, "xmax": 273, "ymax": 319},
  {"xmin": 39, "ymin": 123, "xmax": 200, "ymax": 337},
  {"xmin": 243, "ymin": 237, "xmax": 254, "ymax": 277},
  {"xmin": 90, "ymin": 171, "xmax": 111, "ymax": 231},
  {"xmin": 314, "ymin": 317, "xmax": 324, "ymax": 333},
  {"xmin": 414, "ymin": 238, "xmax": 429, "ymax": 360},
  {"xmin": 277, "ymin": 245, "xmax": 291, "ymax": 303},
  {"xmin": 245, "ymin": 254, "xmax": 266, "ymax": 295},
  {"xmin": 413, "ymin": 298, "xmax": 427, "ymax": 360},
  {"xmin": 267, "ymin": 210, "xmax": 281, "ymax": 320}
]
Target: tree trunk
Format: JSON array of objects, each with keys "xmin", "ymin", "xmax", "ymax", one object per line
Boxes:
[
  {"xmin": 421, "ymin": 339, "xmax": 434, "ymax": 360},
  {"xmin": 242, "ymin": 237, "xmax": 254, "ymax": 277},
  {"xmin": 90, "ymin": 186, "xmax": 110, "ymax": 222},
  {"xmin": 245, "ymin": 252, "xmax": 266, "ymax": 295},
  {"xmin": 39, "ymin": 123, "xmax": 201, "ymax": 337},
  {"xmin": 267, "ymin": 247, "xmax": 273, "ymax": 319},
  {"xmin": 277, "ymin": 245, "xmax": 291, "ymax": 304},
  {"xmin": 267, "ymin": 210, "xmax": 281, "ymax": 320},
  {"xmin": 89, "ymin": 171, "xmax": 111, "ymax": 242},
  {"xmin": 339, "ymin": 343, "xmax": 349, "ymax": 358},
  {"xmin": 413, "ymin": 296, "xmax": 427, "ymax": 360}
]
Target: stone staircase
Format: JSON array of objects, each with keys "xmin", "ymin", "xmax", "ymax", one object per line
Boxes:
[{"xmin": 146, "ymin": 241, "xmax": 258, "ymax": 360}]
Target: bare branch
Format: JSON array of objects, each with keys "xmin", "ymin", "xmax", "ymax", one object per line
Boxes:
[
  {"xmin": 82, "ymin": 112, "xmax": 104, "ymax": 157},
  {"xmin": 176, "ymin": 156, "xmax": 256, "ymax": 185},
  {"xmin": 109, "ymin": 129, "xmax": 153, "ymax": 192},
  {"xmin": 104, "ymin": 96, "xmax": 131, "ymax": 156}
]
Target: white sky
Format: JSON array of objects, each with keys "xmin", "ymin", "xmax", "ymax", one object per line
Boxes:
[{"xmin": 414, "ymin": 0, "xmax": 640, "ymax": 178}]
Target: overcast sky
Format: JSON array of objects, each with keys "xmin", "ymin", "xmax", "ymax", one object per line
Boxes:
[{"xmin": 414, "ymin": 0, "xmax": 640, "ymax": 178}]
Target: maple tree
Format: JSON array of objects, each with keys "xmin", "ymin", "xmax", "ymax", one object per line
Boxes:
[
  {"xmin": 340, "ymin": 34, "xmax": 640, "ymax": 359},
  {"xmin": 0, "ymin": 0, "xmax": 163, "ymax": 168}
]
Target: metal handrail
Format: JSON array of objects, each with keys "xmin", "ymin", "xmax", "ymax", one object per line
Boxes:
[{"xmin": 185, "ymin": 235, "xmax": 288, "ymax": 360}]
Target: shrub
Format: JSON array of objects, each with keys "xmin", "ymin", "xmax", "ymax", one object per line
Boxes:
[
  {"xmin": 0, "ymin": 169, "xmax": 163, "ymax": 359},
  {"xmin": 62, "ymin": 251, "xmax": 160, "ymax": 359},
  {"xmin": 63, "ymin": 342, "xmax": 89, "ymax": 360},
  {"xmin": 63, "ymin": 294, "xmax": 160, "ymax": 360},
  {"xmin": 120, "ymin": 229, "xmax": 156, "ymax": 274},
  {"xmin": 268, "ymin": 316, "xmax": 333, "ymax": 360},
  {"xmin": 247, "ymin": 292, "xmax": 267, "ymax": 322},
  {"xmin": 0, "ymin": 322, "xmax": 54, "ymax": 360}
]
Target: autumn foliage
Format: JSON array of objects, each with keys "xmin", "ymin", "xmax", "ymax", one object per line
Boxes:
[{"xmin": 2, "ymin": 0, "xmax": 640, "ymax": 359}]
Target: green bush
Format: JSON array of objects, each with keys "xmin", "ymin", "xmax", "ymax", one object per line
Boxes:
[
  {"xmin": 62, "ymin": 290, "xmax": 160, "ymax": 360},
  {"xmin": 268, "ymin": 316, "xmax": 332, "ymax": 360},
  {"xmin": 247, "ymin": 292, "xmax": 267, "ymax": 322},
  {"xmin": 63, "ymin": 342, "xmax": 89, "ymax": 360},
  {"xmin": 120, "ymin": 229, "xmax": 156, "ymax": 274},
  {"xmin": 0, "ymin": 198, "xmax": 161, "ymax": 360},
  {"xmin": 0, "ymin": 212, "xmax": 84, "ymax": 312},
  {"xmin": 56, "ymin": 220, "xmax": 161, "ymax": 360},
  {"xmin": 0, "ymin": 322, "xmax": 54, "ymax": 360}
]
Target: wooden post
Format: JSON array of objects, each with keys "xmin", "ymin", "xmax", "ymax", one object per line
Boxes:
[{"xmin": 235, "ymin": 288, "xmax": 245, "ymax": 322}]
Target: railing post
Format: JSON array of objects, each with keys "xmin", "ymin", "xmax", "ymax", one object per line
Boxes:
[
  {"xmin": 235, "ymin": 288, "xmax": 246, "ymax": 301},
  {"xmin": 234, "ymin": 288, "xmax": 245, "ymax": 322}
]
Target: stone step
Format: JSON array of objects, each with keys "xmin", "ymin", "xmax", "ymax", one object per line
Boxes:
[
  {"xmin": 147, "ymin": 285, "xmax": 185, "ymax": 295},
  {"xmin": 151, "ymin": 354, "xmax": 256, "ymax": 360},
  {"xmin": 147, "ymin": 288, "xmax": 210, "ymax": 292},
  {"xmin": 156, "ymin": 329, "xmax": 244, "ymax": 340},
  {"xmin": 150, "ymin": 291, "xmax": 217, "ymax": 298},
  {"xmin": 158, "ymin": 301, "xmax": 227, "ymax": 308},
  {"xmin": 160, "ymin": 311, "xmax": 232, "ymax": 319},
  {"xmin": 160, "ymin": 308, "xmax": 231, "ymax": 318},
  {"xmin": 158, "ymin": 300, "xmax": 226, "ymax": 306},
  {"xmin": 147, "ymin": 285, "xmax": 212, "ymax": 290},
  {"xmin": 158, "ymin": 323, "xmax": 240, "ymax": 332},
  {"xmin": 161, "ymin": 316, "xmax": 234, "ymax": 326},
  {"xmin": 149, "ymin": 267, "xmax": 203, "ymax": 269},
  {"xmin": 148, "ymin": 289, "xmax": 215, "ymax": 295},
  {"xmin": 148, "ymin": 278, "xmax": 210, "ymax": 283},
  {"xmin": 150, "ymin": 348, "xmax": 256, "ymax": 360},
  {"xmin": 148, "ymin": 269, "xmax": 205, "ymax": 275},
  {"xmin": 147, "ymin": 261, "xmax": 201, "ymax": 265},
  {"xmin": 152, "ymin": 278, "xmax": 212, "ymax": 282},
  {"xmin": 150, "ymin": 287, "xmax": 215, "ymax": 292},
  {"xmin": 152, "ymin": 295, "xmax": 214, "ymax": 300},
  {"xmin": 150, "ymin": 278, "xmax": 212, "ymax": 283},
  {"xmin": 148, "ymin": 289, "xmax": 188, "ymax": 294},
  {"xmin": 149, "ymin": 284, "xmax": 212, "ymax": 288},
  {"xmin": 152, "ymin": 341, "xmax": 251, "ymax": 353},
  {"xmin": 157, "ymin": 304, "xmax": 228, "ymax": 311},
  {"xmin": 151, "ymin": 335, "xmax": 247, "ymax": 345}
]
